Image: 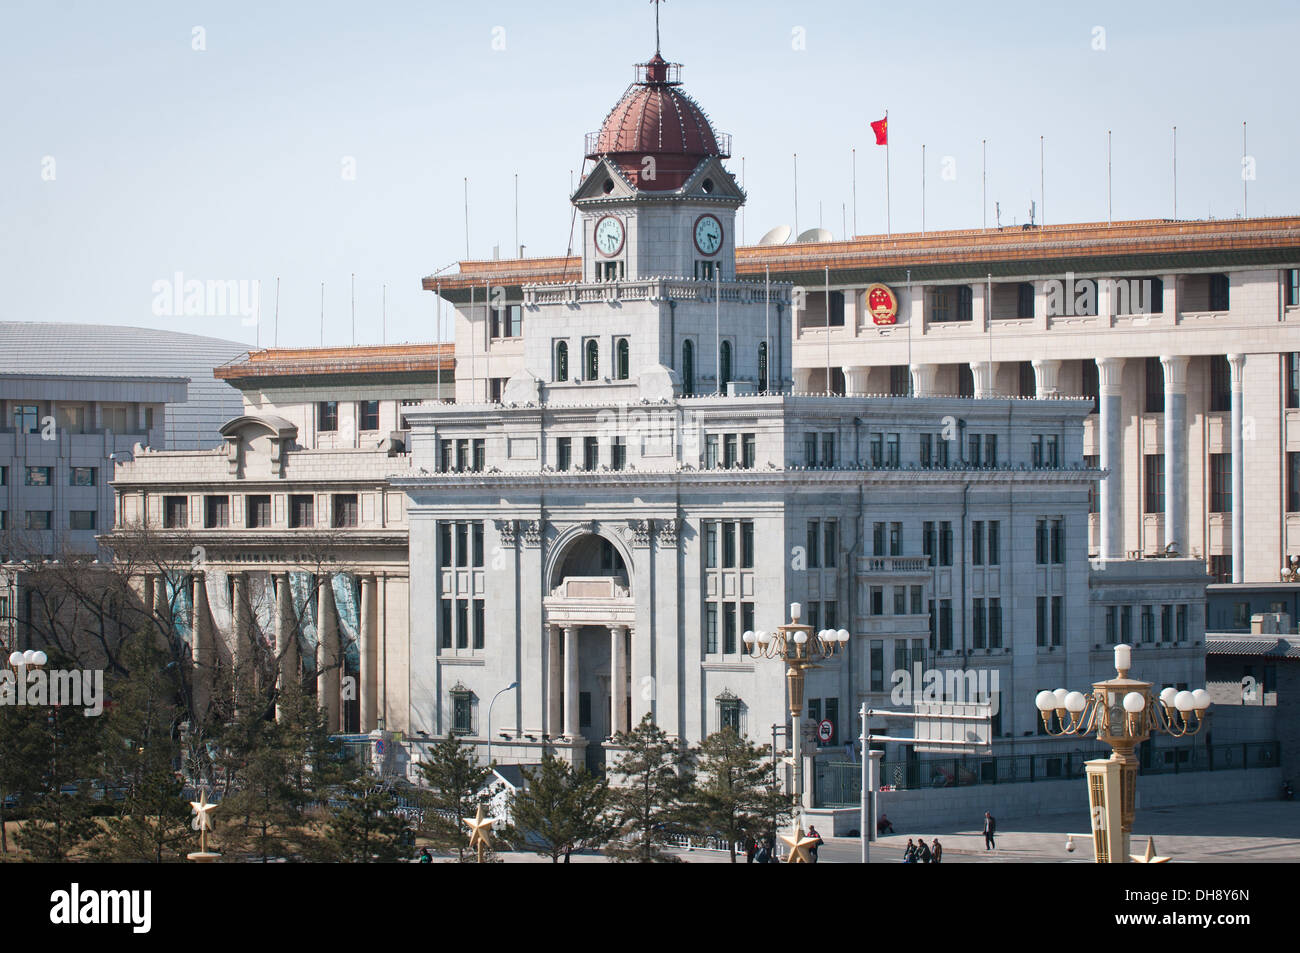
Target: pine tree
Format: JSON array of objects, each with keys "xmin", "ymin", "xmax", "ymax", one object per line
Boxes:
[
  {"xmin": 322, "ymin": 777, "xmax": 408, "ymax": 862},
  {"xmin": 607, "ymin": 713, "xmax": 695, "ymax": 863},
  {"xmin": 14, "ymin": 699, "xmax": 105, "ymax": 861},
  {"xmin": 414, "ymin": 733, "xmax": 495, "ymax": 861},
  {"xmin": 0, "ymin": 705, "xmax": 47, "ymax": 856},
  {"xmin": 689, "ymin": 728, "xmax": 791, "ymax": 862},
  {"xmin": 505, "ymin": 752, "xmax": 615, "ymax": 862}
]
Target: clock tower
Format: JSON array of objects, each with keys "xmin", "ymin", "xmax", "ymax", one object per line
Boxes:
[{"xmin": 573, "ymin": 52, "xmax": 744, "ymax": 284}]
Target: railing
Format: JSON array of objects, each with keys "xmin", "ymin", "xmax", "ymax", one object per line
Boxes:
[
  {"xmin": 813, "ymin": 740, "xmax": 1281, "ymax": 808},
  {"xmin": 857, "ymin": 556, "xmax": 932, "ymax": 574},
  {"xmin": 524, "ymin": 277, "xmax": 790, "ymax": 307}
]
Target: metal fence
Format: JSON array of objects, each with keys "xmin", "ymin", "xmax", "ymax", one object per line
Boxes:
[{"xmin": 814, "ymin": 741, "xmax": 1281, "ymax": 808}]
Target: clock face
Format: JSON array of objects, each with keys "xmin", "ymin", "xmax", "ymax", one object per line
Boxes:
[
  {"xmin": 594, "ymin": 216, "xmax": 625, "ymax": 257},
  {"xmin": 694, "ymin": 214, "xmax": 723, "ymax": 255}
]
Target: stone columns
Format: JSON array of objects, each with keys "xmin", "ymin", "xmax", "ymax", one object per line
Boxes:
[
  {"xmin": 359, "ymin": 574, "xmax": 376, "ymax": 732},
  {"xmin": 191, "ymin": 573, "xmax": 210, "ymax": 719},
  {"xmin": 274, "ymin": 572, "xmax": 297, "ymax": 721},
  {"xmin": 1161, "ymin": 355, "xmax": 1190, "ymax": 554},
  {"xmin": 969, "ymin": 361, "xmax": 996, "ymax": 398},
  {"xmin": 231, "ymin": 572, "xmax": 250, "ymax": 709},
  {"xmin": 317, "ymin": 577, "xmax": 340, "ymax": 732},
  {"xmin": 843, "ymin": 366, "xmax": 870, "ymax": 397},
  {"xmin": 1097, "ymin": 357, "xmax": 1126, "ymax": 560},
  {"xmin": 909, "ymin": 363, "xmax": 939, "ymax": 397},
  {"xmin": 563, "ymin": 625, "xmax": 580, "ymax": 740},
  {"xmin": 1032, "ymin": 359, "xmax": 1063, "ymax": 398},
  {"xmin": 1228, "ymin": 354, "xmax": 1246, "ymax": 583},
  {"xmin": 610, "ymin": 625, "xmax": 628, "ymax": 737},
  {"xmin": 546, "ymin": 624, "xmax": 563, "ymax": 737}
]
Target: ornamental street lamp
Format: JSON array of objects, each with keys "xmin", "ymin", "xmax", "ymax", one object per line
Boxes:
[
  {"xmin": 1034, "ymin": 643, "xmax": 1210, "ymax": 863},
  {"xmin": 743, "ymin": 602, "xmax": 849, "ymax": 835},
  {"xmin": 486, "ymin": 681, "xmax": 519, "ymax": 767}
]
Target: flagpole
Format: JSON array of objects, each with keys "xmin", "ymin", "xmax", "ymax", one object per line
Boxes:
[
  {"xmin": 825, "ymin": 265, "xmax": 831, "ymax": 395},
  {"xmin": 1040, "ymin": 136, "xmax": 1045, "ymax": 227},
  {"xmin": 715, "ymin": 266, "xmax": 721, "ymax": 395},
  {"xmin": 1242, "ymin": 121, "xmax": 1248, "ymax": 218},
  {"xmin": 982, "ymin": 138, "xmax": 987, "ymax": 231},
  {"xmin": 921, "ymin": 143, "xmax": 926, "ymax": 236},
  {"xmin": 765, "ymin": 266, "xmax": 771, "ymax": 392},
  {"xmin": 793, "ymin": 153, "xmax": 799, "ymax": 237},
  {"xmin": 851, "ymin": 148, "xmax": 858, "ymax": 237},
  {"xmin": 1107, "ymin": 130, "xmax": 1112, "ymax": 226},
  {"xmin": 885, "ymin": 110, "xmax": 891, "ymax": 237},
  {"xmin": 1172, "ymin": 125, "xmax": 1178, "ymax": 220}
]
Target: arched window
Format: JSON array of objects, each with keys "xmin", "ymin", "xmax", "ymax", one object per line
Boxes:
[
  {"xmin": 758, "ymin": 341, "xmax": 769, "ymax": 392},
  {"xmin": 555, "ymin": 341, "xmax": 568, "ymax": 382},
  {"xmin": 719, "ymin": 340, "xmax": 732, "ymax": 393},
  {"xmin": 585, "ymin": 339, "xmax": 599, "ymax": 381},
  {"xmin": 682, "ymin": 340, "xmax": 695, "ymax": 396},
  {"xmin": 616, "ymin": 338, "xmax": 630, "ymax": 380}
]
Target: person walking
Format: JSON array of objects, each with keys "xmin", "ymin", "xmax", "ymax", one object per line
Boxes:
[
  {"xmin": 983, "ymin": 811, "xmax": 996, "ymax": 850},
  {"xmin": 902, "ymin": 838, "xmax": 916, "ymax": 863},
  {"xmin": 745, "ymin": 837, "xmax": 757, "ymax": 864},
  {"xmin": 418, "ymin": 846, "xmax": 431, "ymax": 864},
  {"xmin": 931, "ymin": 838, "xmax": 942, "ymax": 863},
  {"xmin": 806, "ymin": 825, "xmax": 823, "ymax": 863},
  {"xmin": 916, "ymin": 838, "xmax": 932, "ymax": 863}
]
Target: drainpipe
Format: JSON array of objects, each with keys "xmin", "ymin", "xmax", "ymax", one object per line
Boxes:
[
  {"xmin": 853, "ymin": 416, "xmax": 863, "ymax": 466},
  {"xmin": 668, "ymin": 298, "xmax": 677, "ymax": 372},
  {"xmin": 961, "ymin": 484, "xmax": 970, "ymax": 666},
  {"xmin": 844, "ymin": 482, "xmax": 865, "ymax": 734},
  {"xmin": 776, "ymin": 303, "xmax": 785, "ymax": 394}
]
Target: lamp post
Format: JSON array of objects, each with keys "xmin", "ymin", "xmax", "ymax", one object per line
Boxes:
[
  {"xmin": 743, "ymin": 602, "xmax": 849, "ymax": 830},
  {"xmin": 1034, "ymin": 643, "xmax": 1210, "ymax": 862},
  {"xmin": 485, "ymin": 681, "xmax": 518, "ymax": 767}
]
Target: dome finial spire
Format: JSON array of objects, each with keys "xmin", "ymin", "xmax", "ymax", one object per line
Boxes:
[{"xmin": 651, "ymin": 0, "xmax": 665, "ymax": 54}]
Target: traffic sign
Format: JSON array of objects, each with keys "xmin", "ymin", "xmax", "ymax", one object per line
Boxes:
[{"xmin": 817, "ymin": 719, "xmax": 834, "ymax": 744}]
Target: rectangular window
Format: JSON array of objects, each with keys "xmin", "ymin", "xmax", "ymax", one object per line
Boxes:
[
  {"xmin": 556, "ymin": 437, "xmax": 572, "ymax": 471},
  {"xmin": 889, "ymin": 366, "xmax": 911, "ymax": 397},
  {"xmin": 972, "ymin": 521, "xmax": 984, "ymax": 566},
  {"xmin": 806, "ymin": 520, "xmax": 820, "ymax": 569},
  {"xmin": 972, "ymin": 597, "xmax": 986, "ymax": 648},
  {"xmin": 1144, "ymin": 454, "xmax": 1165, "ymax": 513},
  {"xmin": 69, "ymin": 466, "xmax": 97, "ymax": 486},
  {"xmin": 704, "ymin": 521, "xmax": 718, "ymax": 569},
  {"xmin": 318, "ymin": 401, "xmax": 338, "ymax": 432},
  {"xmin": 456, "ymin": 439, "xmax": 469, "ymax": 471},
  {"xmin": 610, "ymin": 437, "xmax": 626, "ymax": 471},
  {"xmin": 939, "ymin": 521, "xmax": 953, "ymax": 566},
  {"xmin": 1051, "ymin": 596, "xmax": 1063, "ymax": 646},
  {"xmin": 873, "ymin": 522, "xmax": 886, "ymax": 557},
  {"xmin": 1120, "ymin": 605, "xmax": 1133, "ymax": 643},
  {"xmin": 1288, "ymin": 271, "xmax": 1300, "ymax": 308},
  {"xmin": 289, "ymin": 494, "xmax": 314, "ymax": 528},
  {"xmin": 740, "ymin": 522, "xmax": 755, "ymax": 569},
  {"xmin": 1036, "ymin": 596, "xmax": 1047, "ymax": 647},
  {"xmin": 1208, "ymin": 273, "xmax": 1230, "ymax": 312},
  {"xmin": 13, "ymin": 404, "xmax": 39, "ymax": 434},
  {"xmin": 705, "ymin": 602, "xmax": 718, "ymax": 654},
  {"xmin": 1209, "ymin": 357, "xmax": 1232, "ymax": 413},
  {"xmin": 705, "ymin": 434, "xmax": 720, "ymax": 469},
  {"xmin": 928, "ymin": 600, "xmax": 936, "ymax": 650},
  {"xmin": 988, "ymin": 598, "xmax": 1002, "ymax": 648},
  {"xmin": 804, "ymin": 433, "xmax": 818, "ymax": 466},
  {"xmin": 1208, "ymin": 555, "xmax": 1232, "ymax": 583},
  {"xmin": 870, "ymin": 586, "xmax": 883, "ymax": 616},
  {"xmin": 741, "ymin": 602, "xmax": 755, "ymax": 643},
  {"xmin": 583, "ymin": 436, "xmax": 599, "ymax": 470},
  {"xmin": 894, "ymin": 587, "xmax": 907, "ymax": 616},
  {"xmin": 439, "ymin": 524, "xmax": 453, "ymax": 568},
  {"xmin": 742, "ymin": 433, "xmax": 756, "ymax": 468},
  {"xmin": 869, "ymin": 433, "xmax": 883, "ymax": 467},
  {"xmin": 331, "ymin": 494, "xmax": 358, "ymax": 528},
  {"xmin": 939, "ymin": 599, "xmax": 953, "ymax": 650},
  {"xmin": 473, "ymin": 599, "xmax": 485, "ymax": 650},
  {"xmin": 823, "ymin": 520, "xmax": 837, "ymax": 568},
  {"xmin": 722, "ymin": 522, "xmax": 736, "ymax": 568},
  {"xmin": 821, "ymin": 433, "xmax": 835, "ymax": 468},
  {"xmin": 455, "ymin": 523, "xmax": 468, "ymax": 568},
  {"xmin": 870, "ymin": 641, "xmax": 884, "ymax": 692},
  {"xmin": 1288, "ymin": 353, "xmax": 1299, "ymax": 409},
  {"xmin": 25, "ymin": 510, "xmax": 51, "ymax": 531},
  {"xmin": 911, "ymin": 585, "xmax": 923, "ymax": 616},
  {"xmin": 440, "ymin": 599, "xmax": 452, "ymax": 649},
  {"xmin": 1288, "ymin": 452, "xmax": 1300, "ymax": 513},
  {"xmin": 923, "ymin": 521, "xmax": 935, "ymax": 564},
  {"xmin": 807, "ymin": 602, "xmax": 821, "ymax": 633},
  {"xmin": 1084, "ymin": 455, "xmax": 1100, "ymax": 513},
  {"xmin": 359, "ymin": 400, "xmax": 380, "ymax": 431},
  {"xmin": 1161, "ymin": 604, "xmax": 1173, "ymax": 643},
  {"xmin": 0, "ymin": 466, "xmax": 5, "ymax": 486},
  {"xmin": 886, "ymin": 433, "xmax": 900, "ymax": 468},
  {"xmin": 472, "ymin": 522, "xmax": 484, "ymax": 567},
  {"xmin": 723, "ymin": 433, "xmax": 737, "ymax": 469},
  {"xmin": 984, "ymin": 434, "xmax": 998, "ymax": 467},
  {"xmin": 164, "ymin": 496, "xmax": 188, "ymax": 529},
  {"xmin": 1051, "ymin": 519, "xmax": 1064, "ymax": 564},
  {"xmin": 25, "ymin": 466, "xmax": 51, "ymax": 486},
  {"xmin": 1017, "ymin": 282, "xmax": 1035, "ymax": 319},
  {"xmin": 246, "ymin": 495, "xmax": 271, "ymax": 528},
  {"xmin": 968, "ymin": 433, "xmax": 982, "ymax": 467},
  {"xmin": 890, "ymin": 522, "xmax": 902, "ymax": 556},
  {"xmin": 69, "ymin": 510, "xmax": 95, "ymax": 531},
  {"xmin": 1035, "ymin": 519, "xmax": 1049, "ymax": 564},
  {"xmin": 1176, "ymin": 604, "xmax": 1188, "ymax": 642},
  {"xmin": 1141, "ymin": 606, "xmax": 1155, "ymax": 643},
  {"xmin": 987, "ymin": 520, "xmax": 1000, "ymax": 565},
  {"xmin": 1210, "ymin": 453, "xmax": 1232, "ymax": 513},
  {"xmin": 205, "ymin": 495, "xmax": 229, "ymax": 528},
  {"xmin": 102, "ymin": 406, "xmax": 129, "ymax": 432},
  {"xmin": 723, "ymin": 602, "xmax": 737, "ymax": 654},
  {"xmin": 456, "ymin": 599, "xmax": 469, "ymax": 650},
  {"xmin": 920, "ymin": 433, "xmax": 932, "ymax": 468},
  {"xmin": 472, "ymin": 439, "xmax": 485, "ymax": 472}
]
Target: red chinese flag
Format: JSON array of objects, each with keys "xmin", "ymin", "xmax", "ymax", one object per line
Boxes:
[{"xmin": 871, "ymin": 117, "xmax": 888, "ymax": 145}]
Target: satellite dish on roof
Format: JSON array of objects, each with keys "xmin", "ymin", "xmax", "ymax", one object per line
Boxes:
[
  {"xmin": 758, "ymin": 224, "xmax": 792, "ymax": 246},
  {"xmin": 797, "ymin": 227, "xmax": 833, "ymax": 243}
]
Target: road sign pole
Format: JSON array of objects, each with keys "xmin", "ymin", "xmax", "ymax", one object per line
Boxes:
[{"xmin": 860, "ymin": 704, "xmax": 868, "ymax": 864}]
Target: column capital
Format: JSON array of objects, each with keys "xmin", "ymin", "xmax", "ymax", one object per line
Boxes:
[
  {"xmin": 969, "ymin": 361, "xmax": 995, "ymax": 398},
  {"xmin": 1159, "ymin": 354, "xmax": 1191, "ymax": 392},
  {"xmin": 1227, "ymin": 353, "xmax": 1246, "ymax": 385},
  {"xmin": 909, "ymin": 363, "xmax": 939, "ymax": 398},
  {"xmin": 1031, "ymin": 358, "xmax": 1063, "ymax": 398},
  {"xmin": 1096, "ymin": 356, "xmax": 1126, "ymax": 395}
]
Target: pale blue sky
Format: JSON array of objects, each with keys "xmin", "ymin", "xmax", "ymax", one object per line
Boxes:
[{"xmin": 2, "ymin": 0, "xmax": 1296, "ymax": 349}]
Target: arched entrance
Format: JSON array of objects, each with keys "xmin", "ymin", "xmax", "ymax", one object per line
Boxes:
[{"xmin": 543, "ymin": 531, "xmax": 634, "ymax": 773}]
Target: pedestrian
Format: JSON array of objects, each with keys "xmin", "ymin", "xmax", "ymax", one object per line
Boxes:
[
  {"xmin": 983, "ymin": 811, "xmax": 996, "ymax": 850},
  {"xmin": 806, "ymin": 825, "xmax": 823, "ymax": 863},
  {"xmin": 755, "ymin": 841, "xmax": 771, "ymax": 864},
  {"xmin": 931, "ymin": 838, "xmax": 942, "ymax": 863},
  {"xmin": 745, "ymin": 837, "xmax": 757, "ymax": 864},
  {"xmin": 917, "ymin": 838, "xmax": 932, "ymax": 863},
  {"xmin": 877, "ymin": 813, "xmax": 895, "ymax": 836},
  {"xmin": 564, "ymin": 844, "xmax": 572, "ymax": 863},
  {"xmin": 418, "ymin": 846, "xmax": 431, "ymax": 864},
  {"xmin": 902, "ymin": 838, "xmax": 916, "ymax": 863}
]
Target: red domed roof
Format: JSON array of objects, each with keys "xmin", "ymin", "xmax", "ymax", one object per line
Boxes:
[{"xmin": 586, "ymin": 54, "xmax": 731, "ymax": 191}]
